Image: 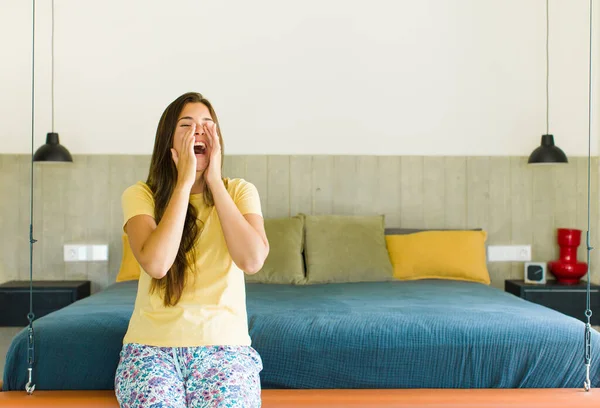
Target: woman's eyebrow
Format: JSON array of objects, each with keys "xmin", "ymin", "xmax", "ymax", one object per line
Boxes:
[{"xmin": 177, "ymin": 116, "xmax": 213, "ymax": 122}]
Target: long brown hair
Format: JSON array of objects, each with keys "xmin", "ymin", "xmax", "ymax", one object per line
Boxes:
[{"xmin": 146, "ymin": 92, "xmax": 226, "ymax": 306}]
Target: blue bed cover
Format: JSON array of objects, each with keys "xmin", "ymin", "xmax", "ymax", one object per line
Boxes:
[{"xmin": 4, "ymin": 279, "xmax": 599, "ymax": 390}]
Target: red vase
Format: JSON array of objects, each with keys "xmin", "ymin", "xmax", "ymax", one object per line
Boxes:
[{"xmin": 548, "ymin": 228, "xmax": 588, "ymax": 284}]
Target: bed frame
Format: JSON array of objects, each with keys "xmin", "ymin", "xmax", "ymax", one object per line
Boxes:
[{"xmin": 1, "ymin": 385, "xmax": 599, "ymax": 407}]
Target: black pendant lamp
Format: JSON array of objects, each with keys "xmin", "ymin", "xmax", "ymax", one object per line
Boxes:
[
  {"xmin": 528, "ymin": 0, "xmax": 567, "ymax": 165},
  {"xmin": 528, "ymin": 134, "xmax": 568, "ymax": 164},
  {"xmin": 34, "ymin": 132, "xmax": 72, "ymax": 162},
  {"xmin": 34, "ymin": 0, "xmax": 72, "ymax": 163}
]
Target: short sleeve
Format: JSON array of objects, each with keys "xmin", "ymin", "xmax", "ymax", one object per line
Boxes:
[
  {"xmin": 121, "ymin": 182, "xmax": 155, "ymax": 231},
  {"xmin": 233, "ymin": 179, "xmax": 263, "ymax": 217}
]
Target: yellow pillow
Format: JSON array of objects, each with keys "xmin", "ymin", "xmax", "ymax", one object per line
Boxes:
[
  {"xmin": 385, "ymin": 230, "xmax": 490, "ymax": 285},
  {"xmin": 116, "ymin": 234, "xmax": 141, "ymax": 282}
]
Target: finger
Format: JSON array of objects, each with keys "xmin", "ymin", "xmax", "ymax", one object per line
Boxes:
[
  {"xmin": 179, "ymin": 126, "xmax": 189, "ymax": 153},
  {"xmin": 204, "ymin": 124, "xmax": 213, "ymax": 148},
  {"xmin": 188, "ymin": 133, "xmax": 195, "ymax": 156},
  {"xmin": 211, "ymin": 125, "xmax": 220, "ymax": 151},
  {"xmin": 207, "ymin": 123, "xmax": 218, "ymax": 147},
  {"xmin": 189, "ymin": 124, "xmax": 197, "ymax": 148},
  {"xmin": 181, "ymin": 123, "xmax": 196, "ymax": 153}
]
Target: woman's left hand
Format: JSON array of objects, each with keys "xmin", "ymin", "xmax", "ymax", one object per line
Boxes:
[{"xmin": 204, "ymin": 122, "xmax": 222, "ymax": 188}]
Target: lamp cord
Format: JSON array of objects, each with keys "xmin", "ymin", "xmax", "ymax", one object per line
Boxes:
[
  {"xmin": 51, "ymin": 0, "xmax": 54, "ymax": 133},
  {"xmin": 26, "ymin": 0, "xmax": 37, "ymax": 396},
  {"xmin": 546, "ymin": 0, "xmax": 550, "ymax": 135},
  {"xmin": 583, "ymin": 0, "xmax": 594, "ymax": 393}
]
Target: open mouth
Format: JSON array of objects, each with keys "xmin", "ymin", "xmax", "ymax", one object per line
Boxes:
[{"xmin": 193, "ymin": 142, "xmax": 207, "ymax": 155}]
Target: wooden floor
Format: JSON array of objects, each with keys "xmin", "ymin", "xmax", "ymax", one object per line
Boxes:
[{"xmin": 0, "ymin": 388, "xmax": 599, "ymax": 408}]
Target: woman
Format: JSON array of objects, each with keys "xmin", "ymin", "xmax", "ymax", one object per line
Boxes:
[{"xmin": 114, "ymin": 92, "xmax": 269, "ymax": 407}]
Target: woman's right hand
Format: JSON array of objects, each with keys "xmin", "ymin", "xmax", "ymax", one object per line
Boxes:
[{"xmin": 171, "ymin": 123, "xmax": 197, "ymax": 191}]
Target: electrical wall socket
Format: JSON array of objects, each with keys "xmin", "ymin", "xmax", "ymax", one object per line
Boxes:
[
  {"xmin": 487, "ymin": 245, "xmax": 531, "ymax": 262},
  {"xmin": 64, "ymin": 244, "xmax": 109, "ymax": 262}
]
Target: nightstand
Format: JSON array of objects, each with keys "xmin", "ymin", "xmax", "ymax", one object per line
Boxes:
[
  {"xmin": 505, "ymin": 279, "xmax": 600, "ymax": 325},
  {"xmin": 0, "ymin": 280, "xmax": 91, "ymax": 326}
]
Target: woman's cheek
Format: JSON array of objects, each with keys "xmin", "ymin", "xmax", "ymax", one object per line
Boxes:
[{"xmin": 173, "ymin": 131, "xmax": 184, "ymax": 149}]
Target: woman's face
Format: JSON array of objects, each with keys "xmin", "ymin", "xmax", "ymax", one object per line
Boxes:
[{"xmin": 173, "ymin": 102, "xmax": 214, "ymax": 173}]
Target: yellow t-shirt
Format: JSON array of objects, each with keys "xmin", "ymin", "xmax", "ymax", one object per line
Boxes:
[{"xmin": 120, "ymin": 178, "xmax": 262, "ymax": 347}]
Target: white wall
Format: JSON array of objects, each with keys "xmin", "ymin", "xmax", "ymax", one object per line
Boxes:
[{"xmin": 1, "ymin": 0, "xmax": 599, "ymax": 156}]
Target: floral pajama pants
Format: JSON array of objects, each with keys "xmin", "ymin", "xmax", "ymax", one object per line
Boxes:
[{"xmin": 114, "ymin": 343, "xmax": 263, "ymax": 408}]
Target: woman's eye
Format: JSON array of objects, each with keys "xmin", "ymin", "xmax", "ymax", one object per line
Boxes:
[{"xmin": 180, "ymin": 124, "xmax": 190, "ymax": 127}]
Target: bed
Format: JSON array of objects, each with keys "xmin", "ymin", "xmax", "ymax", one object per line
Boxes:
[{"xmin": 3, "ymin": 279, "xmax": 599, "ymax": 393}]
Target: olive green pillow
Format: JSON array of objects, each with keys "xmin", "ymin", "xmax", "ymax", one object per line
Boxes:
[
  {"xmin": 245, "ymin": 216, "xmax": 307, "ymax": 284},
  {"xmin": 302, "ymin": 214, "xmax": 394, "ymax": 284}
]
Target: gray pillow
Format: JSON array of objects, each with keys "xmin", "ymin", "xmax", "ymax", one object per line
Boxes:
[
  {"xmin": 302, "ymin": 214, "xmax": 394, "ymax": 284},
  {"xmin": 245, "ymin": 216, "xmax": 307, "ymax": 284}
]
